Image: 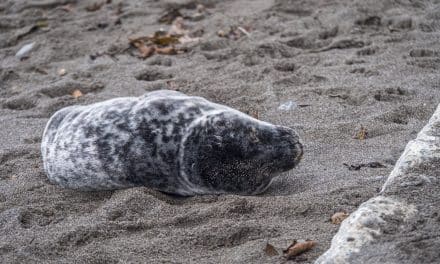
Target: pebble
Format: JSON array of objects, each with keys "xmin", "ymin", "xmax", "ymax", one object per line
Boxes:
[
  {"xmin": 15, "ymin": 42, "xmax": 35, "ymax": 58},
  {"xmin": 58, "ymin": 68, "xmax": 67, "ymax": 76},
  {"xmin": 278, "ymin": 100, "xmax": 297, "ymax": 111}
]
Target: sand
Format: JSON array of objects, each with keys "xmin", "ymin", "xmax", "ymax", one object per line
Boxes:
[{"xmin": 1, "ymin": 0, "xmax": 439, "ymax": 263}]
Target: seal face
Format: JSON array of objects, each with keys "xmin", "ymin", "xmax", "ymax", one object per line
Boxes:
[{"xmin": 41, "ymin": 90, "xmax": 303, "ymax": 196}]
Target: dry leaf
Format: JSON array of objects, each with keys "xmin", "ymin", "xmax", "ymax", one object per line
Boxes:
[
  {"xmin": 155, "ymin": 46, "xmax": 177, "ymax": 55},
  {"xmin": 72, "ymin": 89, "xmax": 83, "ymax": 99},
  {"xmin": 33, "ymin": 67, "xmax": 48, "ymax": 75},
  {"xmin": 138, "ymin": 45, "xmax": 155, "ymax": 58},
  {"xmin": 130, "ymin": 40, "xmax": 155, "ymax": 58},
  {"xmin": 169, "ymin": 17, "xmax": 187, "ymax": 35},
  {"xmin": 354, "ymin": 125, "xmax": 368, "ymax": 140},
  {"xmin": 218, "ymin": 26, "xmax": 252, "ymax": 40},
  {"xmin": 158, "ymin": 8, "xmax": 182, "ymax": 24},
  {"xmin": 128, "ymin": 39, "xmax": 153, "ymax": 58},
  {"xmin": 178, "ymin": 35, "xmax": 200, "ymax": 44},
  {"xmin": 169, "ymin": 17, "xmax": 201, "ymax": 42},
  {"xmin": 129, "ymin": 15, "xmax": 198, "ymax": 59},
  {"xmin": 264, "ymin": 243, "xmax": 279, "ymax": 256},
  {"xmin": 331, "ymin": 212, "xmax": 349, "ymax": 225},
  {"xmin": 151, "ymin": 32, "xmax": 180, "ymax": 46},
  {"xmin": 129, "ymin": 31, "xmax": 180, "ymax": 46},
  {"xmin": 284, "ymin": 240, "xmax": 317, "ymax": 259},
  {"xmin": 129, "ymin": 37, "xmax": 152, "ymax": 58},
  {"xmin": 36, "ymin": 20, "xmax": 48, "ymax": 28}
]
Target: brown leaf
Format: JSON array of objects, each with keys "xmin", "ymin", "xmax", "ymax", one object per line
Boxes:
[
  {"xmin": 86, "ymin": 2, "xmax": 104, "ymax": 12},
  {"xmin": 283, "ymin": 240, "xmax": 297, "ymax": 254},
  {"xmin": 137, "ymin": 44, "xmax": 155, "ymax": 58},
  {"xmin": 33, "ymin": 67, "xmax": 48, "ymax": 75},
  {"xmin": 331, "ymin": 212, "xmax": 349, "ymax": 225},
  {"xmin": 178, "ymin": 35, "xmax": 200, "ymax": 44},
  {"xmin": 169, "ymin": 17, "xmax": 202, "ymax": 43},
  {"xmin": 155, "ymin": 46, "xmax": 177, "ymax": 55},
  {"xmin": 129, "ymin": 16, "xmax": 196, "ymax": 59},
  {"xmin": 151, "ymin": 33, "xmax": 180, "ymax": 46},
  {"xmin": 158, "ymin": 8, "xmax": 183, "ymax": 24},
  {"xmin": 169, "ymin": 17, "xmax": 187, "ymax": 35},
  {"xmin": 354, "ymin": 125, "xmax": 368, "ymax": 140},
  {"xmin": 264, "ymin": 243, "xmax": 279, "ymax": 256},
  {"xmin": 284, "ymin": 240, "xmax": 316, "ymax": 259},
  {"xmin": 218, "ymin": 25, "xmax": 252, "ymax": 40},
  {"xmin": 139, "ymin": 45, "xmax": 155, "ymax": 58},
  {"xmin": 72, "ymin": 89, "xmax": 83, "ymax": 99},
  {"xmin": 129, "ymin": 38, "xmax": 155, "ymax": 58}
]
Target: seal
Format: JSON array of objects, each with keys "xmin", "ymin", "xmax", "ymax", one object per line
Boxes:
[{"xmin": 41, "ymin": 90, "xmax": 303, "ymax": 196}]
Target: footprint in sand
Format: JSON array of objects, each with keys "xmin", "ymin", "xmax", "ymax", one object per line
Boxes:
[{"xmin": 135, "ymin": 68, "xmax": 173, "ymax": 82}]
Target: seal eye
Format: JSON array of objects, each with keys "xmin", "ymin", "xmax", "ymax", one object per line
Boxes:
[{"xmin": 249, "ymin": 127, "xmax": 259, "ymax": 143}]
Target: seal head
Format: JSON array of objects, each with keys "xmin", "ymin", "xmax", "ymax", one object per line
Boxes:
[{"xmin": 180, "ymin": 111, "xmax": 303, "ymax": 195}]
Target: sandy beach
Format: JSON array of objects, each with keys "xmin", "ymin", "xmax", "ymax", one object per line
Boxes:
[{"xmin": 1, "ymin": 0, "xmax": 439, "ymax": 263}]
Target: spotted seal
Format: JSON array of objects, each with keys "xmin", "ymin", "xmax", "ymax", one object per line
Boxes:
[{"xmin": 41, "ymin": 90, "xmax": 303, "ymax": 196}]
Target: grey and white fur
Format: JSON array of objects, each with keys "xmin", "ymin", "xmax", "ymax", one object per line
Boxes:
[{"xmin": 41, "ymin": 90, "xmax": 303, "ymax": 196}]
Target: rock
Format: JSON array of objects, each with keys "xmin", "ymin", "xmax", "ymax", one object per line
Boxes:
[
  {"xmin": 15, "ymin": 42, "xmax": 35, "ymax": 58},
  {"xmin": 316, "ymin": 104, "xmax": 440, "ymax": 263}
]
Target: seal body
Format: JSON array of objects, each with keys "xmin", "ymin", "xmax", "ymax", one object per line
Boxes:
[{"xmin": 41, "ymin": 90, "xmax": 303, "ymax": 196}]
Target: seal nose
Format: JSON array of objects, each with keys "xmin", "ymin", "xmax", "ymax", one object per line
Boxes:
[
  {"xmin": 276, "ymin": 125, "xmax": 303, "ymax": 167},
  {"xmin": 293, "ymin": 142, "xmax": 303, "ymax": 165}
]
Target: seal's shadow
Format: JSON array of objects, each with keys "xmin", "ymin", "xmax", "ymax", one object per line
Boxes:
[
  {"xmin": 147, "ymin": 188, "xmax": 222, "ymax": 205},
  {"xmin": 262, "ymin": 171, "xmax": 307, "ymax": 196}
]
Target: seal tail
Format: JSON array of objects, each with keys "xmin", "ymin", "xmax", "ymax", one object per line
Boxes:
[{"xmin": 41, "ymin": 106, "xmax": 77, "ymax": 176}]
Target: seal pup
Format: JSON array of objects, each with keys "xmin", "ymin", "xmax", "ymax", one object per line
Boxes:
[{"xmin": 41, "ymin": 90, "xmax": 303, "ymax": 196}]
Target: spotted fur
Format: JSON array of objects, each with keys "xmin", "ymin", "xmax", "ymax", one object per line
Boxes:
[{"xmin": 41, "ymin": 90, "xmax": 303, "ymax": 196}]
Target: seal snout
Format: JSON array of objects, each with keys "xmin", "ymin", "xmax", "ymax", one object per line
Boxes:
[
  {"xmin": 293, "ymin": 141, "xmax": 303, "ymax": 165},
  {"xmin": 275, "ymin": 126, "xmax": 303, "ymax": 170}
]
